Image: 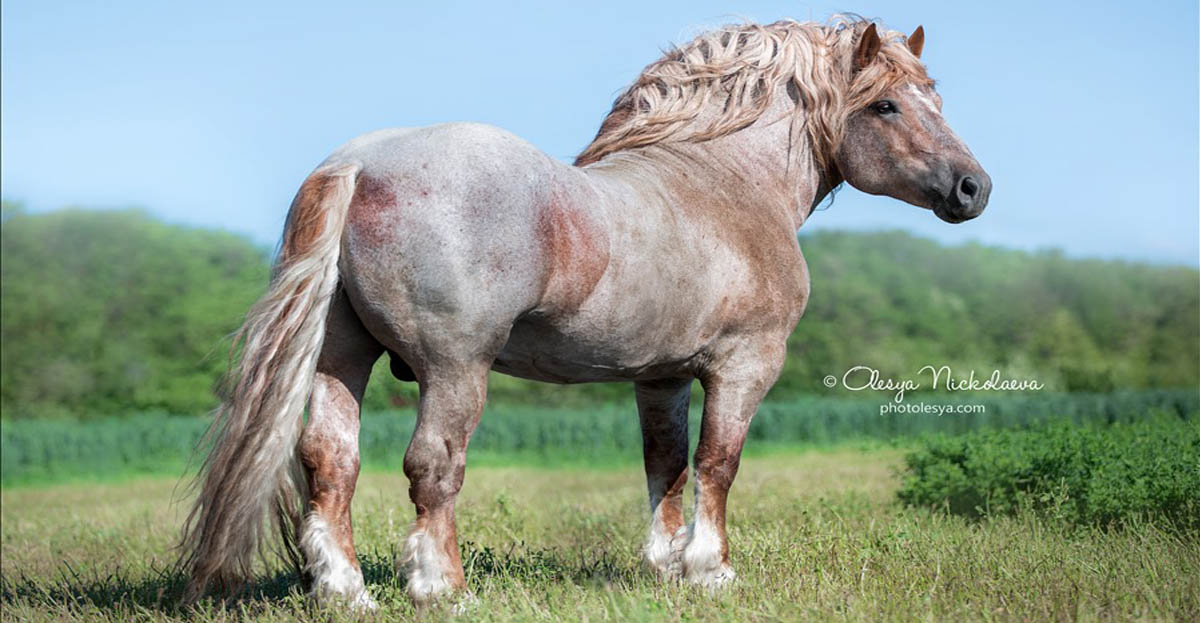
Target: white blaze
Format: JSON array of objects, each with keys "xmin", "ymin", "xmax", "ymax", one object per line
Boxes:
[{"xmin": 907, "ymin": 84, "xmax": 940, "ymax": 114}]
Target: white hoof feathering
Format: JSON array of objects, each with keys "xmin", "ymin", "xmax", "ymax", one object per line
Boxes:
[
  {"xmin": 451, "ymin": 590, "xmax": 480, "ymax": 615},
  {"xmin": 300, "ymin": 514, "xmax": 377, "ymax": 610},
  {"xmin": 644, "ymin": 510, "xmax": 687, "ymax": 578},
  {"xmin": 401, "ymin": 530, "xmax": 454, "ymax": 603},
  {"xmin": 681, "ymin": 515, "xmax": 737, "ymax": 589}
]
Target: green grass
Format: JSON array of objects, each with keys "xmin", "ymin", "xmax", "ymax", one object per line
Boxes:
[
  {"xmin": 3, "ymin": 448, "xmax": 1197, "ymax": 622},
  {"xmin": 4, "ymin": 389, "xmax": 1197, "ymax": 486}
]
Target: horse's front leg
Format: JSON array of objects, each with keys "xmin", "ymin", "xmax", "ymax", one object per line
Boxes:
[
  {"xmin": 400, "ymin": 363, "xmax": 488, "ymax": 606},
  {"xmin": 682, "ymin": 340, "xmax": 786, "ymax": 587},
  {"xmin": 635, "ymin": 378, "xmax": 692, "ymax": 578}
]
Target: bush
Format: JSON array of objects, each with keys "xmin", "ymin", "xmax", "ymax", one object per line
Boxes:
[{"xmin": 898, "ymin": 414, "xmax": 1200, "ymax": 529}]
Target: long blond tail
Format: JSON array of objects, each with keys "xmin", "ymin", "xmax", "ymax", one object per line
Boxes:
[{"xmin": 179, "ymin": 162, "xmax": 361, "ymax": 600}]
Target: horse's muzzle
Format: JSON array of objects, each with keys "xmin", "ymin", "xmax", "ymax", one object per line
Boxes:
[{"xmin": 935, "ymin": 170, "xmax": 991, "ymax": 223}]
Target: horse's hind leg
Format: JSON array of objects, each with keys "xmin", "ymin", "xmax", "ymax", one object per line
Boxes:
[
  {"xmin": 297, "ymin": 292, "xmax": 383, "ymax": 609},
  {"xmin": 400, "ymin": 362, "xmax": 490, "ymax": 605},
  {"xmin": 635, "ymin": 379, "xmax": 692, "ymax": 578}
]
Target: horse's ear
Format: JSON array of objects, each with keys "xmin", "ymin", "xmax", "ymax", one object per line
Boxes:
[
  {"xmin": 853, "ymin": 23, "xmax": 882, "ymax": 72},
  {"xmin": 908, "ymin": 25, "xmax": 925, "ymax": 59}
]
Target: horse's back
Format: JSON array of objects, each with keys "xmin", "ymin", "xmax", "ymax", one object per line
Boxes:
[{"xmin": 325, "ymin": 123, "xmax": 546, "ymax": 177}]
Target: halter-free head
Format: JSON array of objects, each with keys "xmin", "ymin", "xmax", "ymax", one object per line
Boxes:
[
  {"xmin": 834, "ymin": 23, "xmax": 991, "ymax": 222},
  {"xmin": 577, "ymin": 16, "xmax": 991, "ymax": 223}
]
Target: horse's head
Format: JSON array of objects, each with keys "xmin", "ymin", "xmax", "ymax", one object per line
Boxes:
[{"xmin": 834, "ymin": 24, "xmax": 991, "ymax": 223}]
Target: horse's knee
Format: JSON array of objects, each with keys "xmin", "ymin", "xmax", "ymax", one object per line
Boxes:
[{"xmin": 403, "ymin": 435, "xmax": 466, "ymax": 510}]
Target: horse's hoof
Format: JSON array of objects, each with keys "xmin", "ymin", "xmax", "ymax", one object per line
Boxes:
[
  {"xmin": 451, "ymin": 591, "xmax": 480, "ymax": 615},
  {"xmin": 408, "ymin": 588, "xmax": 476, "ymax": 614},
  {"xmin": 351, "ymin": 590, "xmax": 379, "ymax": 612},
  {"xmin": 401, "ymin": 530, "xmax": 455, "ymax": 605},
  {"xmin": 685, "ymin": 563, "xmax": 737, "ymax": 589},
  {"xmin": 645, "ymin": 525, "xmax": 688, "ymax": 579},
  {"xmin": 310, "ymin": 588, "xmax": 378, "ymax": 613},
  {"xmin": 679, "ymin": 521, "xmax": 736, "ymax": 589}
]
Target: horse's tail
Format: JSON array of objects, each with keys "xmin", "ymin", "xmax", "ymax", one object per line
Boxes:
[{"xmin": 179, "ymin": 162, "xmax": 361, "ymax": 601}]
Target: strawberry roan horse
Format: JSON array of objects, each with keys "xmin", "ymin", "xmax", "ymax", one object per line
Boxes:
[{"xmin": 180, "ymin": 16, "xmax": 990, "ymax": 608}]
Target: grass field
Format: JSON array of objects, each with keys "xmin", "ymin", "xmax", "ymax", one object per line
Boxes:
[{"xmin": 3, "ymin": 447, "xmax": 1197, "ymax": 622}]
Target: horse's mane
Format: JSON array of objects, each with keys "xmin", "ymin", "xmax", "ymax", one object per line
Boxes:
[{"xmin": 575, "ymin": 15, "xmax": 932, "ymax": 173}]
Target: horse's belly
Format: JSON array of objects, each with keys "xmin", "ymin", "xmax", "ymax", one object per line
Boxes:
[{"xmin": 491, "ymin": 315, "xmax": 701, "ymax": 383}]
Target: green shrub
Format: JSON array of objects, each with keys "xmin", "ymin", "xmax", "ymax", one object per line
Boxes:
[{"xmin": 898, "ymin": 414, "xmax": 1200, "ymax": 529}]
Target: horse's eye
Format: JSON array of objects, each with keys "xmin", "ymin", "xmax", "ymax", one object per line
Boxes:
[{"xmin": 871, "ymin": 100, "xmax": 898, "ymax": 115}]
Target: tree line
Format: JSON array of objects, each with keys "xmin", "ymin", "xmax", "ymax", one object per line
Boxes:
[{"xmin": 1, "ymin": 203, "xmax": 1196, "ymax": 418}]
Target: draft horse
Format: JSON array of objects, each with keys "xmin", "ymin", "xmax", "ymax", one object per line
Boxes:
[{"xmin": 180, "ymin": 16, "xmax": 990, "ymax": 609}]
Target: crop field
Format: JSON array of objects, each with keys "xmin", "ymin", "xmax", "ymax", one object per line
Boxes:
[
  {"xmin": 3, "ymin": 416, "xmax": 1199, "ymax": 622},
  {"xmin": 4, "ymin": 390, "xmax": 1197, "ymax": 486}
]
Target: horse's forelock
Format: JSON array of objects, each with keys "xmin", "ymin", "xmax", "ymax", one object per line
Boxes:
[{"xmin": 575, "ymin": 15, "xmax": 932, "ymax": 174}]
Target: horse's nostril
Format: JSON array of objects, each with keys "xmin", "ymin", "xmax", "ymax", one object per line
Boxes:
[{"xmin": 959, "ymin": 176, "xmax": 979, "ymax": 198}]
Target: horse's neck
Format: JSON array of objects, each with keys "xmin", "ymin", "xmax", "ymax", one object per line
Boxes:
[{"xmin": 595, "ymin": 106, "xmax": 828, "ymax": 232}]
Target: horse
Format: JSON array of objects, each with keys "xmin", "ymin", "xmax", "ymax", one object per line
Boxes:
[{"xmin": 178, "ymin": 15, "xmax": 991, "ymax": 609}]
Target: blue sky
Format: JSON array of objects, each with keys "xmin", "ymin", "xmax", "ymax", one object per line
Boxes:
[{"xmin": 3, "ymin": 1, "xmax": 1198, "ymax": 265}]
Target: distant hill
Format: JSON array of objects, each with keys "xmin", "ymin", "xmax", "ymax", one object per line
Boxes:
[
  {"xmin": 779, "ymin": 230, "xmax": 1199, "ymax": 397},
  {"xmin": 2, "ymin": 203, "xmax": 1197, "ymax": 418}
]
